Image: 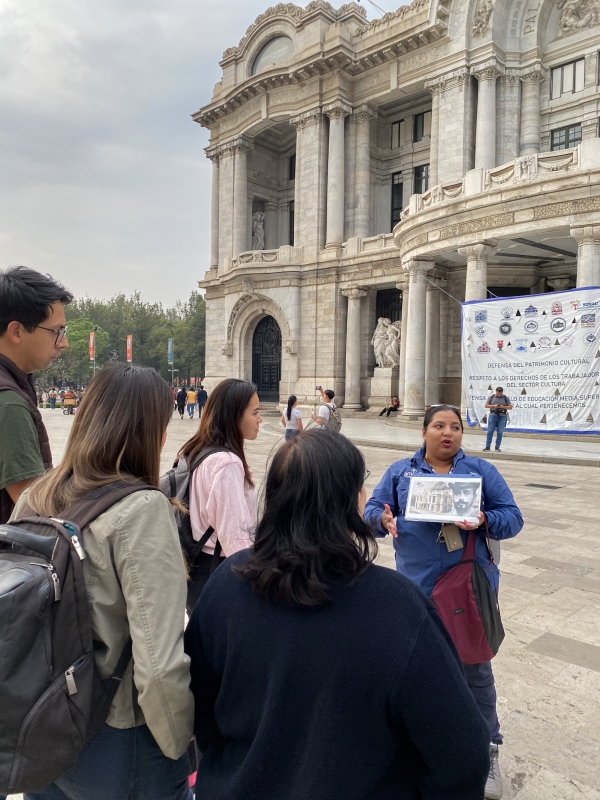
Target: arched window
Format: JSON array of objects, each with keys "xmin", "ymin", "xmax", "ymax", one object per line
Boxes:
[{"xmin": 251, "ymin": 36, "xmax": 293, "ymax": 76}]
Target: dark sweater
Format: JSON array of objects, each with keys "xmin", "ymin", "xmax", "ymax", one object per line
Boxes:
[{"xmin": 184, "ymin": 551, "xmax": 489, "ymax": 800}]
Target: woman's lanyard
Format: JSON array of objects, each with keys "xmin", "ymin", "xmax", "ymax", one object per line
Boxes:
[{"xmin": 424, "ymin": 453, "xmax": 455, "ymax": 475}]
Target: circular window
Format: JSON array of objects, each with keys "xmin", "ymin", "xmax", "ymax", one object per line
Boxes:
[{"xmin": 251, "ymin": 36, "xmax": 293, "ymax": 76}]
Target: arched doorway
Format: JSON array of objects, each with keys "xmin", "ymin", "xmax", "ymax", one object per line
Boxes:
[{"xmin": 252, "ymin": 315, "xmax": 281, "ymax": 402}]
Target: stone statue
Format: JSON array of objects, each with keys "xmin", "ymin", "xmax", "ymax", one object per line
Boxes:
[
  {"xmin": 371, "ymin": 317, "xmax": 402, "ymax": 368},
  {"xmin": 251, "ymin": 212, "xmax": 265, "ymax": 250},
  {"xmin": 557, "ymin": 0, "xmax": 600, "ymax": 34},
  {"xmin": 472, "ymin": 0, "xmax": 494, "ymax": 36},
  {"xmin": 384, "ymin": 320, "xmax": 402, "ymax": 367}
]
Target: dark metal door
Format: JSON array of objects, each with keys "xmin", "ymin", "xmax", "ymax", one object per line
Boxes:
[{"xmin": 252, "ymin": 316, "xmax": 281, "ymax": 402}]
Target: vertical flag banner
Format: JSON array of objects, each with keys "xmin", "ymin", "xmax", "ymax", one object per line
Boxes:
[
  {"xmin": 89, "ymin": 331, "xmax": 95, "ymax": 362},
  {"xmin": 167, "ymin": 338, "xmax": 174, "ymax": 365},
  {"xmin": 126, "ymin": 335, "xmax": 133, "ymax": 363},
  {"xmin": 462, "ymin": 286, "xmax": 600, "ymax": 433}
]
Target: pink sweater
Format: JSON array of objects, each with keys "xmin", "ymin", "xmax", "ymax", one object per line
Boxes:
[{"xmin": 189, "ymin": 451, "xmax": 257, "ymax": 556}]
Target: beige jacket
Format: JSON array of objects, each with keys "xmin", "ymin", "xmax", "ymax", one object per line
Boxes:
[{"xmin": 13, "ymin": 489, "xmax": 193, "ymax": 760}]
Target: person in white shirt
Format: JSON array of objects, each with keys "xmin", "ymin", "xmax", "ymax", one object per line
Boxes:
[
  {"xmin": 281, "ymin": 395, "xmax": 303, "ymax": 440},
  {"xmin": 311, "ymin": 387, "xmax": 335, "ymax": 430}
]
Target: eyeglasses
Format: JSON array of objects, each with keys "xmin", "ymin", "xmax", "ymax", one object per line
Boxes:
[
  {"xmin": 36, "ymin": 325, "xmax": 68, "ymax": 346},
  {"xmin": 428, "ymin": 404, "xmax": 460, "ymax": 410}
]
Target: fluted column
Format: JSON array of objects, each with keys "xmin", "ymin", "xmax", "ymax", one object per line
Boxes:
[
  {"xmin": 233, "ymin": 138, "xmax": 252, "ymax": 257},
  {"xmin": 473, "ymin": 65, "xmax": 502, "ymax": 170},
  {"xmin": 425, "ymin": 281, "xmax": 441, "ymax": 407},
  {"xmin": 571, "ymin": 227, "xmax": 600, "ymax": 287},
  {"xmin": 397, "ymin": 282, "xmax": 409, "ymax": 408},
  {"xmin": 459, "ymin": 241, "xmax": 498, "ymax": 302},
  {"xmin": 352, "ymin": 106, "xmax": 374, "ymax": 240},
  {"xmin": 264, "ymin": 201, "xmax": 279, "ymax": 250},
  {"xmin": 428, "ymin": 85, "xmax": 442, "ymax": 186},
  {"xmin": 325, "ymin": 102, "xmax": 351, "ymax": 248},
  {"xmin": 520, "ymin": 69, "xmax": 543, "ymax": 155},
  {"xmin": 207, "ymin": 147, "xmax": 220, "ymax": 268},
  {"xmin": 402, "ymin": 260, "xmax": 435, "ymax": 416},
  {"xmin": 342, "ymin": 288, "xmax": 368, "ymax": 408}
]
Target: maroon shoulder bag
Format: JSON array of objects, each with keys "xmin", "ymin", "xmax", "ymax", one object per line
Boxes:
[{"xmin": 431, "ymin": 525, "xmax": 505, "ymax": 664}]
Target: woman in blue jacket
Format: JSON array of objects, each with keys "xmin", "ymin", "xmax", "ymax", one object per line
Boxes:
[{"xmin": 363, "ymin": 403, "xmax": 523, "ymax": 800}]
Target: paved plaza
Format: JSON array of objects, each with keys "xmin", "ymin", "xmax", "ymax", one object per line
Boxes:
[{"xmin": 12, "ymin": 409, "xmax": 600, "ymax": 800}]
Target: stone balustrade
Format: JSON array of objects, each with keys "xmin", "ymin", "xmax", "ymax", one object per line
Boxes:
[{"xmin": 230, "ymin": 245, "xmax": 302, "ymax": 269}]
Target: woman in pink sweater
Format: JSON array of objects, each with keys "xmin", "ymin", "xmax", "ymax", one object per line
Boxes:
[{"xmin": 180, "ymin": 379, "xmax": 262, "ymax": 612}]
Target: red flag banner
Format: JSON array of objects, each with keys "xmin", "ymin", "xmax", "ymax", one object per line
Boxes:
[
  {"xmin": 126, "ymin": 335, "xmax": 133, "ymax": 363},
  {"xmin": 89, "ymin": 331, "xmax": 95, "ymax": 361}
]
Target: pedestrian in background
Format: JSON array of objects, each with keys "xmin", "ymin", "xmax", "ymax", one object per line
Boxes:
[
  {"xmin": 16, "ymin": 363, "xmax": 194, "ymax": 800},
  {"xmin": 186, "ymin": 386, "xmax": 197, "ymax": 419},
  {"xmin": 378, "ymin": 395, "xmax": 400, "ymax": 417},
  {"xmin": 180, "ymin": 378, "xmax": 261, "ymax": 612},
  {"xmin": 483, "ymin": 387, "xmax": 512, "ymax": 453},
  {"xmin": 185, "ymin": 430, "xmax": 490, "ymax": 800},
  {"xmin": 363, "ymin": 404, "xmax": 523, "ymax": 800},
  {"xmin": 49, "ymin": 388, "xmax": 57, "ymax": 410},
  {"xmin": 176, "ymin": 386, "xmax": 186, "ymax": 419},
  {"xmin": 281, "ymin": 394, "xmax": 302, "ymax": 440},
  {"xmin": 196, "ymin": 384, "xmax": 208, "ymax": 419},
  {"xmin": 311, "ymin": 386, "xmax": 336, "ymax": 429}
]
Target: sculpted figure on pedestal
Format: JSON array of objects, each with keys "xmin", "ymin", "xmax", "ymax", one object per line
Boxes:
[
  {"xmin": 385, "ymin": 321, "xmax": 402, "ymax": 367},
  {"xmin": 558, "ymin": 0, "xmax": 600, "ymax": 34},
  {"xmin": 371, "ymin": 318, "xmax": 402, "ymax": 368},
  {"xmin": 251, "ymin": 212, "xmax": 265, "ymax": 251}
]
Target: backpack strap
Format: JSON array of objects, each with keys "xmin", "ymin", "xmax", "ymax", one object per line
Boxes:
[
  {"xmin": 60, "ymin": 481, "xmax": 161, "ymax": 530},
  {"xmin": 185, "ymin": 446, "xmax": 231, "ymax": 571}
]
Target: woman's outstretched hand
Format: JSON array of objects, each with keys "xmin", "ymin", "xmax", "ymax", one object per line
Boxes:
[
  {"xmin": 455, "ymin": 511, "xmax": 486, "ymax": 531},
  {"xmin": 381, "ymin": 503, "xmax": 397, "ymax": 538}
]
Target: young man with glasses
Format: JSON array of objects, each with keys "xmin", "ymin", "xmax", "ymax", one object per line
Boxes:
[{"xmin": 0, "ymin": 266, "xmax": 73, "ymax": 523}]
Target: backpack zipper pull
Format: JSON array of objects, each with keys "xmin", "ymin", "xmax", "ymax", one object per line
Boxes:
[
  {"xmin": 65, "ymin": 666, "xmax": 77, "ymax": 695},
  {"xmin": 62, "ymin": 522, "xmax": 86, "ymax": 560},
  {"xmin": 32, "ymin": 563, "xmax": 62, "ymax": 601}
]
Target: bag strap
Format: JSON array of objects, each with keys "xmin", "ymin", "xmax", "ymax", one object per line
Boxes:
[
  {"xmin": 61, "ymin": 482, "xmax": 161, "ymax": 530},
  {"xmin": 186, "ymin": 446, "xmax": 231, "ymax": 570},
  {"xmin": 460, "ymin": 521, "xmax": 495, "ymax": 564},
  {"xmin": 188, "ymin": 445, "xmax": 231, "ymax": 475}
]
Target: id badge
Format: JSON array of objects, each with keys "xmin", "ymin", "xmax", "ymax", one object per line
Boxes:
[{"xmin": 442, "ymin": 524, "xmax": 464, "ymax": 552}]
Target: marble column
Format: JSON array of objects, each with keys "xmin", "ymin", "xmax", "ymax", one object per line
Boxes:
[
  {"xmin": 428, "ymin": 85, "xmax": 441, "ymax": 186},
  {"xmin": 497, "ymin": 72, "xmax": 521, "ymax": 164},
  {"xmin": 342, "ymin": 288, "xmax": 368, "ymax": 408},
  {"xmin": 233, "ymin": 138, "xmax": 252, "ymax": 256},
  {"xmin": 264, "ymin": 201, "xmax": 279, "ymax": 250},
  {"xmin": 571, "ymin": 226, "xmax": 600, "ymax": 287},
  {"xmin": 207, "ymin": 149, "xmax": 220, "ymax": 268},
  {"xmin": 425, "ymin": 281, "xmax": 441, "ymax": 407},
  {"xmin": 473, "ymin": 65, "xmax": 501, "ymax": 170},
  {"xmin": 397, "ymin": 282, "xmax": 409, "ymax": 408},
  {"xmin": 352, "ymin": 106, "xmax": 373, "ymax": 240},
  {"xmin": 458, "ymin": 241, "xmax": 498, "ymax": 301},
  {"xmin": 520, "ymin": 70, "xmax": 543, "ymax": 156},
  {"xmin": 325, "ymin": 102, "xmax": 350, "ymax": 248},
  {"xmin": 402, "ymin": 260, "xmax": 434, "ymax": 416}
]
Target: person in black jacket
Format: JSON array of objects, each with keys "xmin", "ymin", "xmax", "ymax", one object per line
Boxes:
[{"xmin": 184, "ymin": 429, "xmax": 490, "ymax": 800}]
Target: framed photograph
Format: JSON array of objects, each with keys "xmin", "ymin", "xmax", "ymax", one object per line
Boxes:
[{"xmin": 405, "ymin": 475, "xmax": 482, "ymax": 524}]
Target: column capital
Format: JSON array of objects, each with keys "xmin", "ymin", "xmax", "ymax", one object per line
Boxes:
[
  {"xmin": 264, "ymin": 200, "xmax": 279, "ymax": 211},
  {"xmin": 395, "ymin": 280, "xmax": 408, "ymax": 292},
  {"xmin": 425, "ymin": 68, "xmax": 470, "ymax": 96},
  {"xmin": 546, "ymin": 276, "xmax": 574, "ymax": 291},
  {"xmin": 350, "ymin": 104, "xmax": 377, "ymax": 125},
  {"xmin": 520, "ymin": 65, "xmax": 546, "ymax": 85},
  {"xmin": 342, "ymin": 287, "xmax": 369, "ymax": 300},
  {"xmin": 458, "ymin": 240, "xmax": 498, "ymax": 260},
  {"xmin": 205, "ymin": 144, "xmax": 222, "ymax": 162},
  {"xmin": 471, "ymin": 61, "xmax": 504, "ymax": 82},
  {"xmin": 290, "ymin": 107, "xmax": 323, "ymax": 130},
  {"xmin": 570, "ymin": 226, "xmax": 600, "ymax": 245},
  {"xmin": 402, "ymin": 258, "xmax": 435, "ymax": 276},
  {"xmin": 502, "ymin": 69, "xmax": 522, "ymax": 85},
  {"xmin": 323, "ymin": 100, "xmax": 352, "ymax": 121},
  {"xmin": 232, "ymin": 136, "xmax": 253, "ymax": 154}
]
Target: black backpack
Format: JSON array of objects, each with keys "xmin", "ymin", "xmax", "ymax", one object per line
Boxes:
[
  {"xmin": 0, "ymin": 481, "xmax": 159, "ymax": 795},
  {"xmin": 160, "ymin": 446, "xmax": 230, "ymax": 572}
]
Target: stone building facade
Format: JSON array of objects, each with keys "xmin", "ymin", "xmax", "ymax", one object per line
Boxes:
[{"xmin": 196, "ymin": 0, "xmax": 600, "ymax": 414}]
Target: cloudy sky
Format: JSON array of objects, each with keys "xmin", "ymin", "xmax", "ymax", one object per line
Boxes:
[{"xmin": 0, "ymin": 0, "xmax": 386, "ymax": 306}]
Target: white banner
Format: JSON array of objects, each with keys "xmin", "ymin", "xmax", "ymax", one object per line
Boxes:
[{"xmin": 462, "ymin": 287, "xmax": 600, "ymax": 434}]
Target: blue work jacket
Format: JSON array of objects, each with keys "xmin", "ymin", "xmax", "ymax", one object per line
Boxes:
[{"xmin": 363, "ymin": 447, "xmax": 523, "ymax": 597}]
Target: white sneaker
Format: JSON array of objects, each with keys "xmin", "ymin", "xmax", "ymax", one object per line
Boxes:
[{"xmin": 485, "ymin": 743, "xmax": 503, "ymax": 799}]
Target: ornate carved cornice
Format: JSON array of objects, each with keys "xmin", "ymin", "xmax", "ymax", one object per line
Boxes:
[
  {"xmin": 290, "ymin": 107, "xmax": 323, "ymax": 130},
  {"xmin": 401, "ymin": 258, "xmax": 435, "ymax": 275},
  {"xmin": 425, "ymin": 68, "xmax": 470, "ymax": 96},
  {"xmin": 471, "ymin": 62, "xmax": 504, "ymax": 82}
]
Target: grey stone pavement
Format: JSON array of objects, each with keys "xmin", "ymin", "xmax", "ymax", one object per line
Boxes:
[{"xmin": 12, "ymin": 409, "xmax": 600, "ymax": 800}]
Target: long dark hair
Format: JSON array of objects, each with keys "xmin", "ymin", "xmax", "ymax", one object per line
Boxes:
[
  {"xmin": 28, "ymin": 363, "xmax": 172, "ymax": 515},
  {"xmin": 423, "ymin": 404, "xmax": 463, "ymax": 431},
  {"xmin": 286, "ymin": 394, "xmax": 297, "ymax": 421},
  {"xmin": 181, "ymin": 378, "xmax": 257, "ymax": 487},
  {"xmin": 234, "ymin": 429, "xmax": 376, "ymax": 606}
]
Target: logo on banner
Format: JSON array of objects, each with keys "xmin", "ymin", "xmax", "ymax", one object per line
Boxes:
[
  {"xmin": 583, "ymin": 300, "xmax": 600, "ymax": 308},
  {"xmin": 499, "ymin": 322, "xmax": 512, "ymax": 335},
  {"xmin": 477, "ymin": 342, "xmax": 491, "ymax": 353},
  {"xmin": 475, "ymin": 326, "xmax": 486, "ymax": 338},
  {"xmin": 515, "ymin": 339, "xmax": 528, "ymax": 353},
  {"xmin": 561, "ymin": 334, "xmax": 574, "ymax": 347},
  {"xmin": 524, "ymin": 320, "xmax": 538, "ymax": 333},
  {"xmin": 586, "ymin": 333, "xmax": 597, "ymax": 344},
  {"xmin": 538, "ymin": 336, "xmax": 552, "ymax": 349},
  {"xmin": 501, "ymin": 307, "xmax": 513, "ymax": 319},
  {"xmin": 497, "ymin": 340, "xmax": 504, "ymax": 351},
  {"xmin": 570, "ymin": 299, "xmax": 582, "ymax": 311},
  {"xmin": 550, "ymin": 317, "xmax": 567, "ymax": 333},
  {"xmin": 524, "ymin": 304, "xmax": 538, "ymax": 317},
  {"xmin": 581, "ymin": 313, "xmax": 596, "ymax": 327},
  {"xmin": 475, "ymin": 311, "xmax": 487, "ymax": 322},
  {"xmin": 551, "ymin": 301, "xmax": 563, "ymax": 315}
]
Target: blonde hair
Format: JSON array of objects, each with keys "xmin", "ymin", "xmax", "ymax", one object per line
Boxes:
[{"xmin": 27, "ymin": 363, "xmax": 173, "ymax": 516}]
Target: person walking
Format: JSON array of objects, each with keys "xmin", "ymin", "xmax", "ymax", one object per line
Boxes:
[
  {"xmin": 180, "ymin": 378, "xmax": 262, "ymax": 613},
  {"xmin": 14, "ymin": 363, "xmax": 194, "ymax": 800},
  {"xmin": 184, "ymin": 430, "xmax": 490, "ymax": 800},
  {"xmin": 310, "ymin": 387, "xmax": 336, "ymax": 429},
  {"xmin": 176, "ymin": 386, "xmax": 186, "ymax": 419},
  {"xmin": 196, "ymin": 384, "xmax": 208, "ymax": 419},
  {"xmin": 280, "ymin": 395, "xmax": 303, "ymax": 440},
  {"xmin": 49, "ymin": 388, "xmax": 57, "ymax": 410},
  {"xmin": 483, "ymin": 387, "xmax": 512, "ymax": 453},
  {"xmin": 186, "ymin": 386, "xmax": 197, "ymax": 419},
  {"xmin": 0, "ymin": 266, "xmax": 72, "ymax": 525},
  {"xmin": 363, "ymin": 404, "xmax": 523, "ymax": 800}
]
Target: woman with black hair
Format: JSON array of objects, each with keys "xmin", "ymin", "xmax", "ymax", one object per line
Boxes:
[
  {"xmin": 364, "ymin": 404, "xmax": 523, "ymax": 800},
  {"xmin": 184, "ymin": 429, "xmax": 490, "ymax": 800},
  {"xmin": 280, "ymin": 394, "xmax": 303, "ymax": 440}
]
